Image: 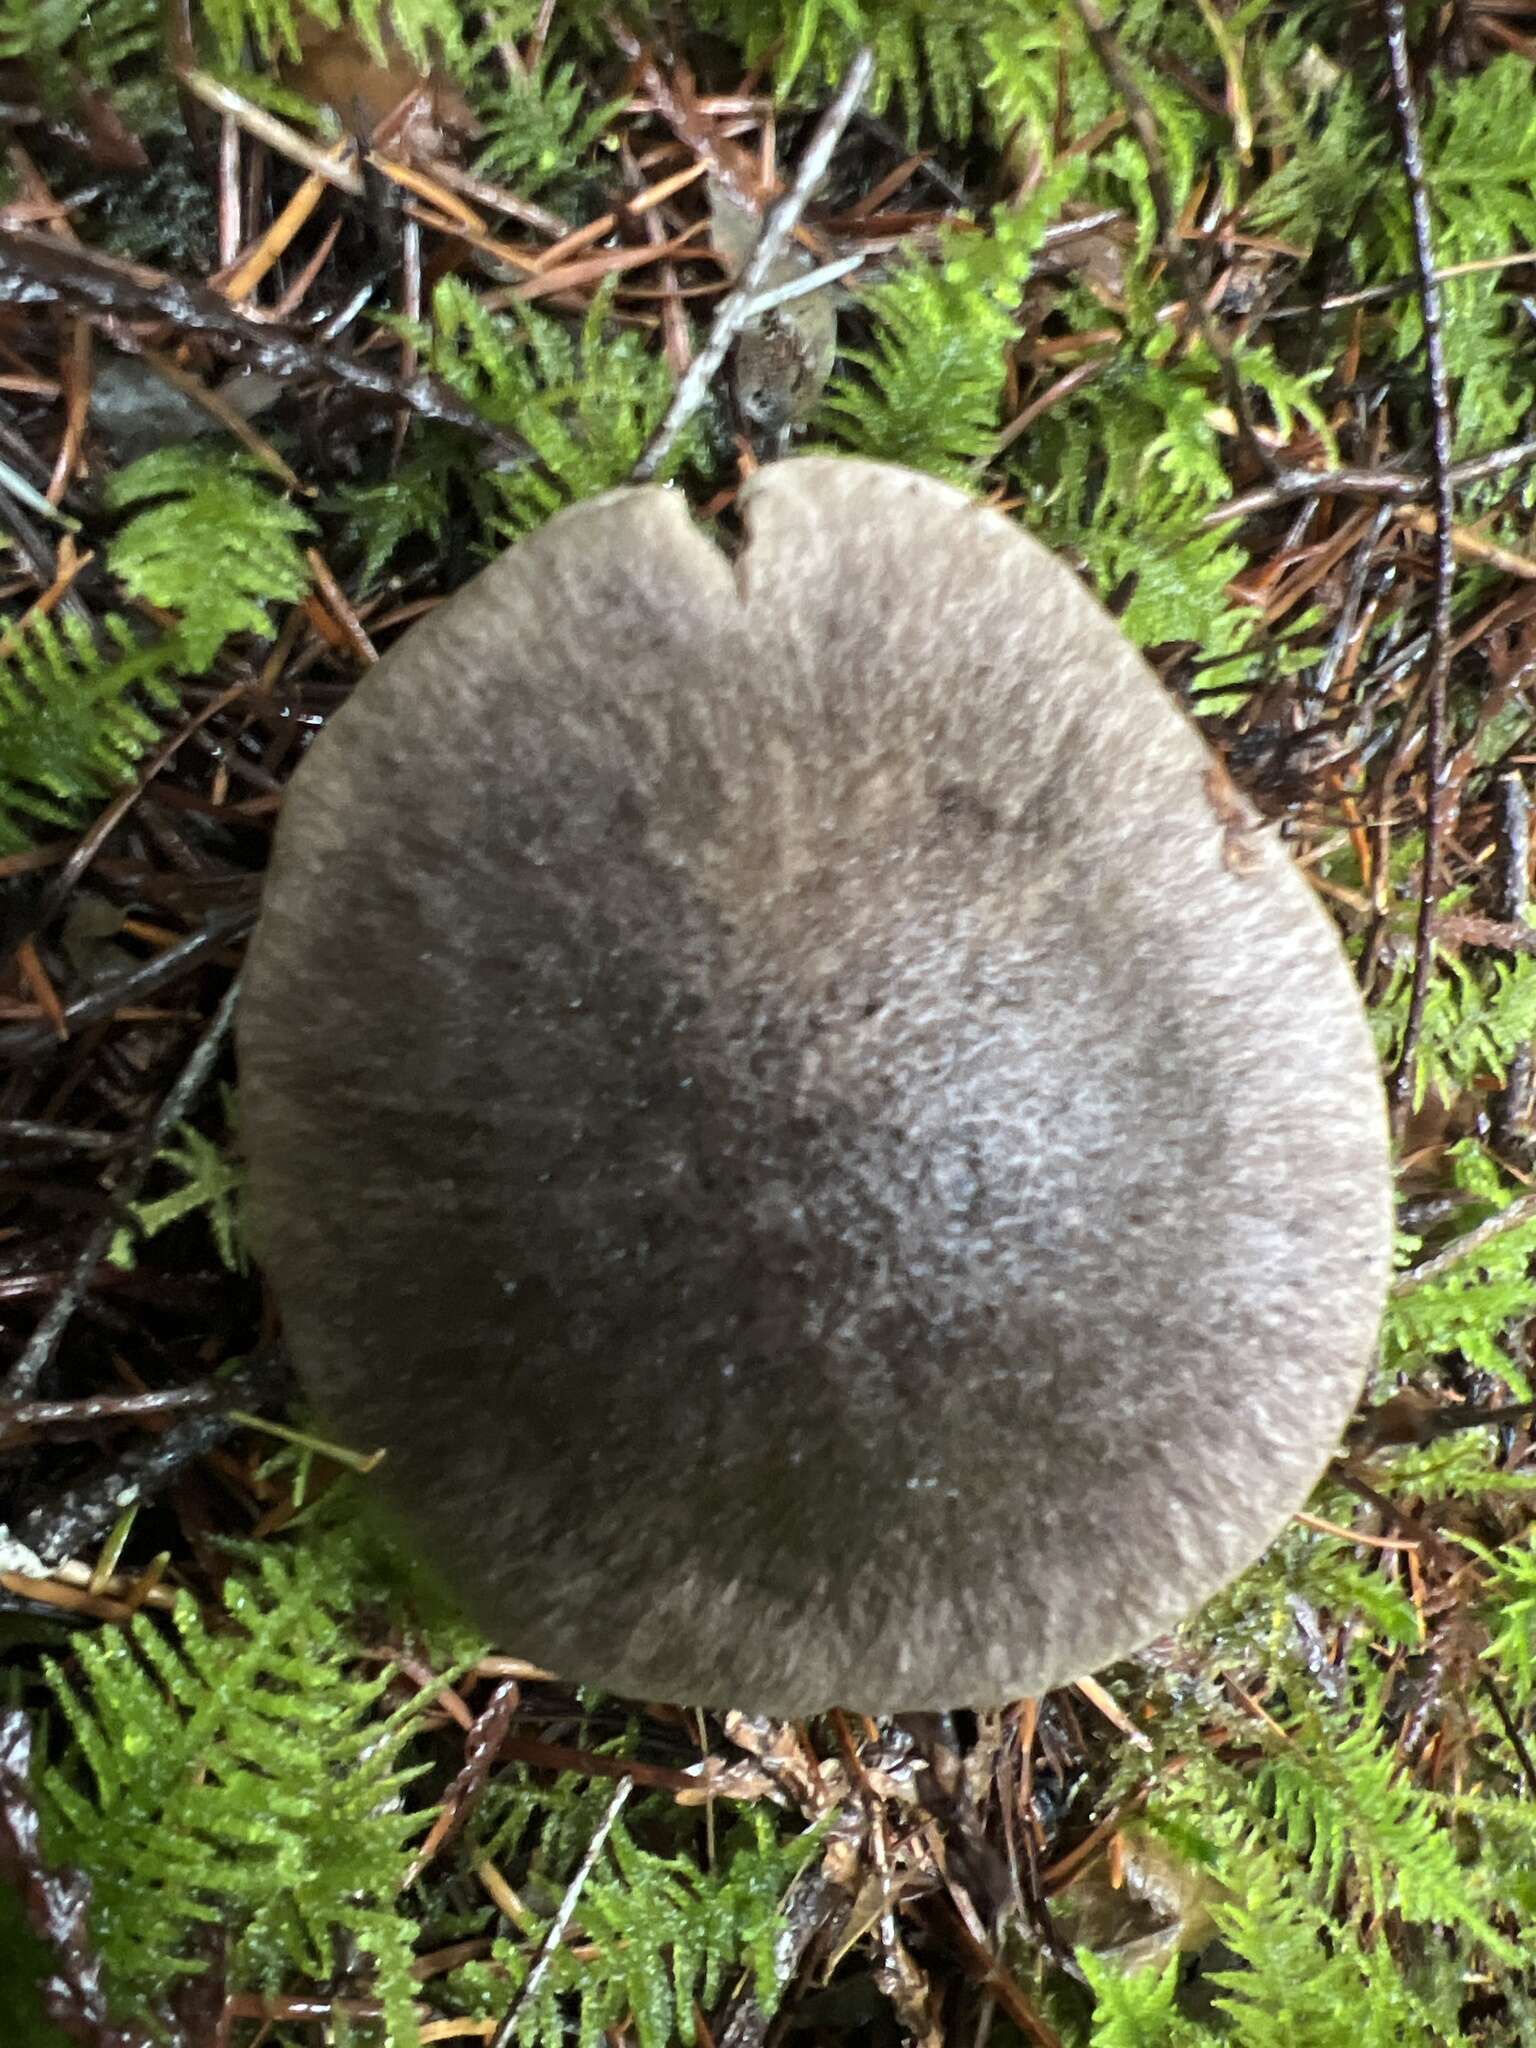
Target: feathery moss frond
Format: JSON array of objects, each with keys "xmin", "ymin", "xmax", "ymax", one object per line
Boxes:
[
  {"xmin": 1251, "ymin": 53, "xmax": 1536, "ymax": 460},
  {"xmin": 1458, "ymin": 1529, "xmax": 1536, "ymax": 1710},
  {"xmin": 0, "ymin": 0, "xmax": 158, "ymax": 77},
  {"xmin": 0, "ymin": 0, "xmax": 87, "ymax": 64},
  {"xmin": 105, "ymin": 446, "xmax": 315, "ymax": 667},
  {"xmin": 688, "ymin": 0, "xmax": 1003, "ymax": 138},
  {"xmin": 331, "ymin": 437, "xmax": 459, "ymax": 592},
  {"xmin": 1136, "ymin": 1664, "xmax": 1517, "ymax": 2047},
  {"xmin": 1383, "ymin": 1143, "xmax": 1536, "ymax": 1398},
  {"xmin": 1258, "ymin": 1675, "xmax": 1513, "ymax": 1956},
  {"xmin": 816, "ymin": 247, "xmax": 1018, "ymax": 481},
  {"xmin": 37, "ymin": 1530, "xmax": 437, "ymax": 2041},
  {"xmin": 1374, "ymin": 949, "xmax": 1536, "ymax": 1116},
  {"xmin": 108, "ymin": 1089, "xmax": 248, "ymax": 1274},
  {"xmin": 197, "ymin": 0, "xmax": 468, "ymax": 68},
  {"xmin": 985, "ymin": 1, "xmax": 1225, "ymax": 242},
  {"xmin": 817, "ymin": 172, "xmax": 1083, "ymax": 481},
  {"xmin": 443, "ymin": 1796, "xmax": 819, "ymax": 2048},
  {"xmin": 1077, "ymin": 1951, "xmax": 1196, "ymax": 2047},
  {"xmin": 474, "ymin": 50, "xmax": 625, "ymax": 197},
  {"xmin": 0, "ymin": 610, "xmax": 181, "ymax": 854},
  {"xmin": 416, "ymin": 279, "xmax": 695, "ymax": 540}
]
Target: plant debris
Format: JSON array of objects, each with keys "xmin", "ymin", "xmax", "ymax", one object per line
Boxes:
[{"xmin": 5, "ymin": 3, "xmax": 1536, "ymax": 2043}]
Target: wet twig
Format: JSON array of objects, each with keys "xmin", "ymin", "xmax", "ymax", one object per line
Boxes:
[
  {"xmin": 489, "ymin": 1775, "xmax": 634, "ymax": 2048},
  {"xmin": 1381, "ymin": 0, "xmax": 1456, "ymax": 1124},
  {"xmin": 1201, "ymin": 438, "xmax": 1536, "ymax": 527},
  {"xmin": 0, "ymin": 226, "xmax": 529, "ymax": 462},
  {"xmin": 24, "ymin": 681, "xmax": 257, "ymax": 942},
  {"xmin": 1312, "ymin": 504, "xmax": 1396, "ymax": 701},
  {"xmin": 0, "ymin": 1380, "xmax": 240, "ymax": 1446},
  {"xmin": 717, "ymin": 1847, "xmax": 860, "ymax": 2048},
  {"xmin": 1265, "ymin": 247, "xmax": 1536, "ymax": 323},
  {"xmin": 9, "ymin": 971, "xmax": 244, "ymax": 1398},
  {"xmin": 402, "ymin": 1679, "xmax": 522, "ymax": 1888},
  {"xmin": 12, "ymin": 1352, "xmax": 284, "ymax": 1564},
  {"xmin": 1493, "ymin": 769, "xmax": 1533, "ymax": 1150},
  {"xmin": 0, "ymin": 909, "xmax": 253, "ymax": 1062},
  {"xmin": 1482, "ymin": 1666, "xmax": 1536, "ymax": 1801}
]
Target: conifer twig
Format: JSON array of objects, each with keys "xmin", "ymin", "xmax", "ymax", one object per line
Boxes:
[
  {"xmin": 0, "ymin": 909, "xmax": 253, "ymax": 1062},
  {"xmin": 9, "ymin": 971, "xmax": 244, "ymax": 1398},
  {"xmin": 403, "ymin": 1679, "xmax": 521, "ymax": 1888},
  {"xmin": 1380, "ymin": 0, "xmax": 1456, "ymax": 1124},
  {"xmin": 1483, "ymin": 1665, "xmax": 1536, "ymax": 1800},
  {"xmin": 1493, "ymin": 770, "xmax": 1533, "ymax": 1149},
  {"xmin": 0, "ymin": 225, "xmax": 530, "ymax": 462},
  {"xmin": 490, "ymin": 1775, "xmax": 634, "ymax": 2048},
  {"xmin": 0, "ymin": 1381, "xmax": 237, "ymax": 1444},
  {"xmin": 1202, "ymin": 437, "xmax": 1536, "ymax": 525},
  {"xmin": 13, "ymin": 1360, "xmax": 280, "ymax": 1565},
  {"xmin": 630, "ymin": 45, "xmax": 876, "ymax": 483}
]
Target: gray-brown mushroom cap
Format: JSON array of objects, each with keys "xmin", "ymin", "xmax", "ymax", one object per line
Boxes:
[{"xmin": 237, "ymin": 456, "xmax": 1392, "ymax": 1715}]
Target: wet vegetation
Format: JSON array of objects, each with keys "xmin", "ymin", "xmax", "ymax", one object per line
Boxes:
[{"xmin": 5, "ymin": 2, "xmax": 1536, "ymax": 2041}]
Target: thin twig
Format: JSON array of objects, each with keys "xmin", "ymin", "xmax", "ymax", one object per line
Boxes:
[
  {"xmin": 745, "ymin": 250, "xmax": 867, "ymax": 317},
  {"xmin": 1067, "ymin": 0, "xmax": 1275, "ymax": 480},
  {"xmin": 180, "ymin": 68, "xmax": 364, "ymax": 193},
  {"xmin": 403, "ymin": 1679, "xmax": 522, "ymax": 1889},
  {"xmin": 1494, "ymin": 769, "xmax": 1533, "ymax": 1149},
  {"xmin": 1434, "ymin": 910, "xmax": 1536, "ymax": 955},
  {"xmin": 1482, "ymin": 1666, "xmax": 1536, "ymax": 1801},
  {"xmin": 1037, "ymin": 207, "xmax": 1127, "ymax": 255},
  {"xmin": 16, "ymin": 1401, "xmax": 271, "ymax": 1570},
  {"xmin": 9, "ymin": 972, "xmax": 244, "ymax": 1398},
  {"xmin": 1201, "ymin": 438, "xmax": 1536, "ymax": 528},
  {"xmin": 988, "ymin": 356, "xmax": 1112, "ymax": 469},
  {"xmin": 0, "ymin": 226, "xmax": 529, "ymax": 462},
  {"xmin": 13, "ymin": 1352, "xmax": 284, "ymax": 1564},
  {"xmin": 0, "ymin": 1120, "xmax": 124, "ymax": 1155},
  {"xmin": 606, "ymin": 18, "xmax": 761, "ymax": 211},
  {"xmin": 1380, "ymin": 0, "xmax": 1456, "ymax": 1122},
  {"xmin": 630, "ymin": 45, "xmax": 875, "ymax": 483},
  {"xmin": 0, "ymin": 477, "xmax": 94, "ymax": 638},
  {"xmin": 0, "ymin": 909, "xmax": 253, "ymax": 1061},
  {"xmin": 1265, "ymin": 246, "xmax": 1536, "ymax": 323},
  {"xmin": 1311, "ymin": 503, "xmax": 1396, "ymax": 700},
  {"xmin": 0, "ymin": 1382, "xmax": 237, "ymax": 1444},
  {"xmin": 490, "ymin": 1775, "xmax": 633, "ymax": 2048},
  {"xmin": 1423, "ymin": 1397, "xmax": 1536, "ymax": 1438}
]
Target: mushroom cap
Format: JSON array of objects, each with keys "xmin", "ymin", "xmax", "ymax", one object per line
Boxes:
[{"xmin": 238, "ymin": 456, "xmax": 1392, "ymax": 1714}]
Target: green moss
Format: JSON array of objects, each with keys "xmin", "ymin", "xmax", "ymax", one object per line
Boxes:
[{"xmin": 11, "ymin": 4, "xmax": 1536, "ymax": 2042}]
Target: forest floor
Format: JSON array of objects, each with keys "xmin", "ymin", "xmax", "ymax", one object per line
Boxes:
[{"xmin": 6, "ymin": 4, "xmax": 1536, "ymax": 2045}]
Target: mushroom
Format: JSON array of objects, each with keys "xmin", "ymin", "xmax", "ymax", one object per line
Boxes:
[{"xmin": 237, "ymin": 456, "xmax": 1392, "ymax": 1715}]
